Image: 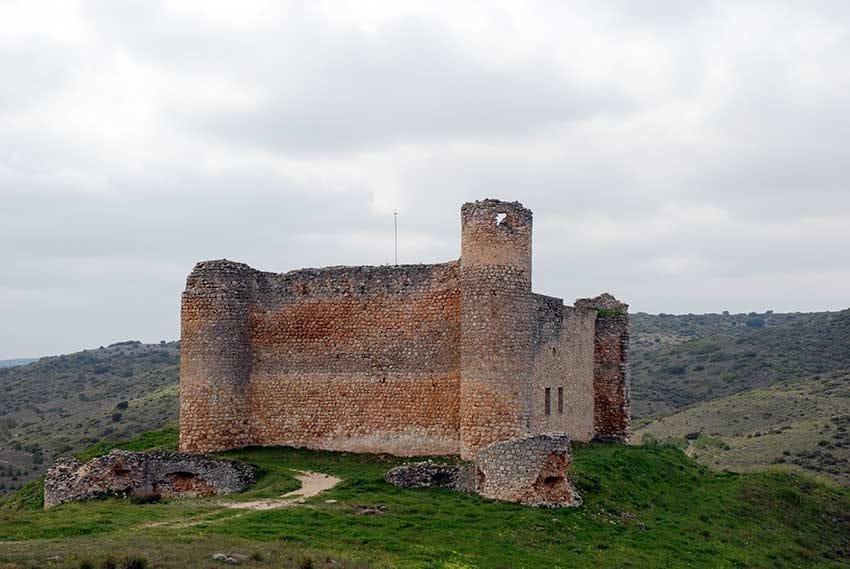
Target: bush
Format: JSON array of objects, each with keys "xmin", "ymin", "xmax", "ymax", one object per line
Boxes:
[
  {"xmin": 641, "ymin": 433, "xmax": 659, "ymax": 446},
  {"xmin": 95, "ymin": 557, "xmax": 148, "ymax": 569},
  {"xmin": 116, "ymin": 401, "xmax": 129, "ymax": 410},
  {"xmin": 129, "ymin": 492, "xmax": 161, "ymax": 505},
  {"xmin": 111, "ymin": 412, "xmax": 123, "ymax": 423}
]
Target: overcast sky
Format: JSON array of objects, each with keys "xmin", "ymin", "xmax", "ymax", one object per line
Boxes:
[{"xmin": 1, "ymin": 1, "xmax": 849, "ymax": 358}]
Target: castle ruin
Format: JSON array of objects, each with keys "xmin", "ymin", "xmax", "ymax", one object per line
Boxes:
[{"xmin": 179, "ymin": 199, "xmax": 630, "ymax": 464}]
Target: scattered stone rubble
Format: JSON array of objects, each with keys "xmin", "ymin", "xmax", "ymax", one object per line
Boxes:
[
  {"xmin": 385, "ymin": 434, "xmax": 581, "ymax": 507},
  {"xmin": 44, "ymin": 449, "xmax": 254, "ymax": 508},
  {"xmin": 212, "ymin": 553, "xmax": 249, "ymax": 565},
  {"xmin": 384, "ymin": 461, "xmax": 475, "ymax": 492}
]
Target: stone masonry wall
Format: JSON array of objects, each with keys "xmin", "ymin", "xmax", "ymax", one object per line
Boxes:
[
  {"xmin": 246, "ymin": 262, "xmax": 461, "ymax": 455},
  {"xmin": 575, "ymin": 293, "xmax": 631, "ymax": 442},
  {"xmin": 179, "ymin": 199, "xmax": 631, "ymax": 459},
  {"xmin": 181, "ymin": 261, "xmax": 253, "ymax": 452},
  {"xmin": 181, "ymin": 261, "xmax": 462, "ymax": 455},
  {"xmin": 384, "ymin": 435, "xmax": 581, "ymax": 507},
  {"xmin": 529, "ymin": 297, "xmax": 597, "ymax": 441},
  {"xmin": 460, "ymin": 200, "xmax": 534, "ymax": 460},
  {"xmin": 44, "ymin": 450, "xmax": 254, "ymax": 508},
  {"xmin": 475, "ymin": 434, "xmax": 581, "ymax": 507}
]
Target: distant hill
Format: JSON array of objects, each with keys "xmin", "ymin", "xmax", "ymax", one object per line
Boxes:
[
  {"xmin": 0, "ymin": 341, "xmax": 178, "ymax": 494},
  {"xmin": 634, "ymin": 369, "xmax": 850, "ymax": 485},
  {"xmin": 630, "ymin": 309, "xmax": 850, "ymax": 417},
  {"xmin": 2, "ymin": 308, "xmax": 849, "ymax": 496},
  {"xmin": 0, "ymin": 359, "xmax": 37, "ymax": 369}
]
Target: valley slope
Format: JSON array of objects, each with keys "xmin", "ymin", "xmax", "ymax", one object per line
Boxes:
[{"xmin": 1, "ymin": 308, "xmax": 849, "ymax": 494}]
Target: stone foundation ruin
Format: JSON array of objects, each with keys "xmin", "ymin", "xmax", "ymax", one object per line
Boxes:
[
  {"xmin": 179, "ymin": 199, "xmax": 629, "ymax": 506},
  {"xmin": 475, "ymin": 434, "xmax": 581, "ymax": 507},
  {"xmin": 385, "ymin": 434, "xmax": 581, "ymax": 507},
  {"xmin": 44, "ymin": 450, "xmax": 254, "ymax": 508}
]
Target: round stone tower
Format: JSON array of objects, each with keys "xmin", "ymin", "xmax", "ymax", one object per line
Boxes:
[
  {"xmin": 459, "ymin": 199, "xmax": 534, "ymax": 460},
  {"xmin": 179, "ymin": 260, "xmax": 253, "ymax": 452}
]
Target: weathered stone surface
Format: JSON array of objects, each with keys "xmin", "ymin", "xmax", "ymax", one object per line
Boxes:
[
  {"xmin": 384, "ymin": 461, "xmax": 475, "ymax": 492},
  {"xmin": 179, "ymin": 198, "xmax": 630, "ymax": 468},
  {"xmin": 475, "ymin": 434, "xmax": 581, "ymax": 507},
  {"xmin": 386, "ymin": 435, "xmax": 581, "ymax": 507},
  {"xmin": 44, "ymin": 449, "xmax": 254, "ymax": 508},
  {"xmin": 575, "ymin": 293, "xmax": 631, "ymax": 443}
]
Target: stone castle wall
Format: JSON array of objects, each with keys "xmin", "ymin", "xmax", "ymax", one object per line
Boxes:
[
  {"xmin": 529, "ymin": 298, "xmax": 597, "ymax": 442},
  {"xmin": 576, "ymin": 293, "xmax": 631, "ymax": 442},
  {"xmin": 246, "ymin": 262, "xmax": 461, "ymax": 455},
  {"xmin": 181, "ymin": 261, "xmax": 462, "ymax": 455},
  {"xmin": 179, "ymin": 199, "xmax": 630, "ymax": 458}
]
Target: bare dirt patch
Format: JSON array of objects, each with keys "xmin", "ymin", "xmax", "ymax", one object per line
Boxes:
[
  {"xmin": 219, "ymin": 470, "xmax": 341, "ymax": 511},
  {"xmin": 139, "ymin": 470, "xmax": 341, "ymax": 529}
]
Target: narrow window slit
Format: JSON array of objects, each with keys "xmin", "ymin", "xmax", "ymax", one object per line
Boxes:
[
  {"xmin": 544, "ymin": 387, "xmax": 551, "ymax": 415},
  {"xmin": 558, "ymin": 387, "xmax": 564, "ymax": 414}
]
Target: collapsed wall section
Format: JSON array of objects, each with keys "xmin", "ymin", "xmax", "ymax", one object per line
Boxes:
[
  {"xmin": 575, "ymin": 293, "xmax": 631, "ymax": 442},
  {"xmin": 475, "ymin": 434, "xmax": 581, "ymax": 507}
]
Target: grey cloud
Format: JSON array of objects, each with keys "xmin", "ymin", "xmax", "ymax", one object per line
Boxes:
[
  {"xmin": 188, "ymin": 25, "xmax": 629, "ymax": 154},
  {"xmin": 1, "ymin": 1, "xmax": 849, "ymax": 358}
]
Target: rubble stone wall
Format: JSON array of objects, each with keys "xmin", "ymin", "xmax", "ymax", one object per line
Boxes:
[
  {"xmin": 180, "ymin": 261, "xmax": 254, "ymax": 453},
  {"xmin": 384, "ymin": 461, "xmax": 475, "ymax": 493},
  {"xmin": 179, "ymin": 199, "xmax": 630, "ymax": 459},
  {"xmin": 182, "ymin": 261, "xmax": 462, "ymax": 455},
  {"xmin": 475, "ymin": 434, "xmax": 581, "ymax": 507},
  {"xmin": 576, "ymin": 293, "xmax": 631, "ymax": 442},
  {"xmin": 459, "ymin": 200, "xmax": 534, "ymax": 459},
  {"xmin": 44, "ymin": 450, "xmax": 254, "ymax": 508},
  {"xmin": 384, "ymin": 434, "xmax": 581, "ymax": 507},
  {"xmin": 529, "ymin": 298, "xmax": 597, "ymax": 441}
]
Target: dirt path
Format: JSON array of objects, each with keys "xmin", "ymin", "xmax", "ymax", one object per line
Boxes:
[
  {"xmin": 220, "ymin": 471, "xmax": 341, "ymax": 511},
  {"xmin": 139, "ymin": 470, "xmax": 341, "ymax": 529}
]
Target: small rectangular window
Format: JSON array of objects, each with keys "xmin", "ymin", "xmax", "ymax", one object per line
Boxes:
[
  {"xmin": 558, "ymin": 387, "xmax": 564, "ymax": 414},
  {"xmin": 544, "ymin": 387, "xmax": 551, "ymax": 415}
]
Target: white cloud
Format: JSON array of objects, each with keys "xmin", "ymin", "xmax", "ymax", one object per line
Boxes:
[{"xmin": 1, "ymin": 0, "xmax": 849, "ymax": 357}]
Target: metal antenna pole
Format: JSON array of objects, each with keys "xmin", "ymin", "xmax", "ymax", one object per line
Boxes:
[{"xmin": 394, "ymin": 211, "xmax": 398, "ymax": 265}]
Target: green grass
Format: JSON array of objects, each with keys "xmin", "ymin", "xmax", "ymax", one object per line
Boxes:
[
  {"xmin": 1, "ymin": 431, "xmax": 849, "ymax": 568},
  {"xmin": 75, "ymin": 426, "xmax": 179, "ymax": 462}
]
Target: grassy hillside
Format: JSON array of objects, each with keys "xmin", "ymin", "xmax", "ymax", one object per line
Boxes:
[
  {"xmin": 630, "ymin": 310, "xmax": 814, "ymax": 350},
  {"xmin": 634, "ymin": 369, "xmax": 850, "ymax": 485},
  {"xmin": 1, "ymin": 429, "xmax": 848, "ymax": 569},
  {"xmin": 0, "ymin": 341, "xmax": 179, "ymax": 494},
  {"xmin": 2, "ymin": 308, "xmax": 848, "ymax": 497},
  {"xmin": 630, "ymin": 309, "xmax": 850, "ymax": 417}
]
